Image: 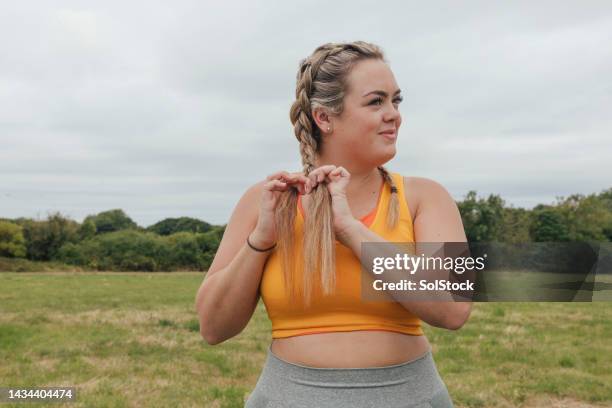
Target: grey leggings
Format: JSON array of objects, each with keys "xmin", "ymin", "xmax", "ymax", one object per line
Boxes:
[{"xmin": 244, "ymin": 345, "xmax": 454, "ymax": 408}]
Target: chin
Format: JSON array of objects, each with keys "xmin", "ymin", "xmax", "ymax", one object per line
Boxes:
[
  {"xmin": 385, "ymin": 144, "xmax": 397, "ymax": 155},
  {"xmin": 376, "ymin": 149, "xmax": 396, "ymax": 165}
]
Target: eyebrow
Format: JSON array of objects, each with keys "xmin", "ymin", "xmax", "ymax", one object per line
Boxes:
[{"xmin": 362, "ymin": 89, "xmax": 402, "ymax": 97}]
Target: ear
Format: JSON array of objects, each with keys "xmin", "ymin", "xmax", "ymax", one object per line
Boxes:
[{"xmin": 312, "ymin": 107, "xmax": 333, "ymax": 134}]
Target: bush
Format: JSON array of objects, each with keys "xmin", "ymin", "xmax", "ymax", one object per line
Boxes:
[
  {"xmin": 0, "ymin": 221, "xmax": 27, "ymax": 258},
  {"xmin": 166, "ymin": 232, "xmax": 208, "ymax": 270},
  {"xmin": 56, "ymin": 230, "xmax": 170, "ymax": 271},
  {"xmin": 21, "ymin": 212, "xmax": 80, "ymax": 261}
]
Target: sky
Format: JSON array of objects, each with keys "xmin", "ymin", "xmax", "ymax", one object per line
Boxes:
[{"xmin": 1, "ymin": 1, "xmax": 610, "ymax": 227}]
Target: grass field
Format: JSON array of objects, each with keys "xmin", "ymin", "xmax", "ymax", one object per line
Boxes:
[
  {"xmin": 474, "ymin": 270, "xmax": 612, "ymax": 302},
  {"xmin": 0, "ymin": 272, "xmax": 610, "ymax": 408}
]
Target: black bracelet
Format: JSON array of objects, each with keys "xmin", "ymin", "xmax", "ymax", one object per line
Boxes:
[{"xmin": 247, "ymin": 235, "xmax": 277, "ymax": 252}]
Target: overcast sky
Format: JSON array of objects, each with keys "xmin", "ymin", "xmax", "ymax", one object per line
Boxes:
[{"xmin": 1, "ymin": 1, "xmax": 610, "ymax": 227}]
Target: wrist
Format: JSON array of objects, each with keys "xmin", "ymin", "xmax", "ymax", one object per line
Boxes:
[
  {"xmin": 248, "ymin": 231, "xmax": 276, "ymax": 250},
  {"xmin": 335, "ymin": 219, "xmax": 362, "ymax": 243}
]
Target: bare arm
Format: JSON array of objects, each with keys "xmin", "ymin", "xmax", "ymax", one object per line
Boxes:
[
  {"xmin": 194, "ymin": 182, "xmax": 272, "ymax": 345},
  {"xmin": 337, "ymin": 177, "xmax": 472, "ymax": 330},
  {"xmin": 195, "ymin": 172, "xmax": 312, "ymax": 345}
]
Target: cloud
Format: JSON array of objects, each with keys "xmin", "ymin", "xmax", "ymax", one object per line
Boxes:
[{"xmin": 0, "ymin": 1, "xmax": 610, "ymax": 226}]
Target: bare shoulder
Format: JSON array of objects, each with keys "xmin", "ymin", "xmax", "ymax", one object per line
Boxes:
[
  {"xmin": 236, "ymin": 180, "xmax": 267, "ymax": 221},
  {"xmin": 402, "ymin": 176, "xmax": 454, "ymax": 219},
  {"xmin": 247, "ymin": 179, "xmax": 267, "ymax": 198},
  {"xmin": 403, "ymin": 175, "xmax": 466, "ymax": 242}
]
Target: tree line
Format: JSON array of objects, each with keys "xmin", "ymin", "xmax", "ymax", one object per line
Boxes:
[
  {"xmin": 458, "ymin": 189, "xmax": 612, "ymax": 243},
  {"xmin": 0, "ymin": 210, "xmax": 224, "ymax": 272},
  {"xmin": 1, "ymin": 187, "xmax": 611, "ymax": 272}
]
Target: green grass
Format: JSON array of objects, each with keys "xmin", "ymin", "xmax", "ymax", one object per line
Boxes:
[
  {"xmin": 0, "ymin": 272, "xmax": 610, "ymax": 407},
  {"xmin": 475, "ymin": 270, "xmax": 612, "ymax": 302},
  {"xmin": 0, "ymin": 256, "xmax": 89, "ymax": 273}
]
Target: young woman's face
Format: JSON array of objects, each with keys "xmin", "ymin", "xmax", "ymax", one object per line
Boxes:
[{"xmin": 323, "ymin": 59, "xmax": 403, "ymax": 168}]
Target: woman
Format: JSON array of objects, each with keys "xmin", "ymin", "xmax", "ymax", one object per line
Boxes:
[{"xmin": 195, "ymin": 41, "xmax": 471, "ymax": 408}]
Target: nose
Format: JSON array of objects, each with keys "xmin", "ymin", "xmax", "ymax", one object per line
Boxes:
[{"xmin": 383, "ymin": 102, "xmax": 401, "ymax": 123}]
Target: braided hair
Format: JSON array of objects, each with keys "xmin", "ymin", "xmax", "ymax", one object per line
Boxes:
[{"xmin": 276, "ymin": 41, "xmax": 400, "ymax": 308}]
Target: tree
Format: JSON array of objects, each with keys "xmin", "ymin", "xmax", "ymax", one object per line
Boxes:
[
  {"xmin": 0, "ymin": 221, "xmax": 26, "ymax": 258},
  {"xmin": 597, "ymin": 188, "xmax": 612, "ymax": 240},
  {"xmin": 166, "ymin": 232, "xmax": 208, "ymax": 269},
  {"xmin": 499, "ymin": 206, "xmax": 531, "ymax": 243},
  {"xmin": 147, "ymin": 217, "xmax": 212, "ymax": 236},
  {"xmin": 21, "ymin": 212, "xmax": 80, "ymax": 261},
  {"xmin": 83, "ymin": 209, "xmax": 138, "ymax": 234},
  {"xmin": 529, "ymin": 206, "xmax": 570, "ymax": 242},
  {"xmin": 458, "ymin": 191, "xmax": 505, "ymax": 242},
  {"xmin": 78, "ymin": 220, "xmax": 96, "ymax": 241},
  {"xmin": 556, "ymin": 194, "xmax": 610, "ymax": 242}
]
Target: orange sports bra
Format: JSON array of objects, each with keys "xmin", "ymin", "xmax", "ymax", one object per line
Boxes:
[{"xmin": 259, "ymin": 171, "xmax": 423, "ymax": 339}]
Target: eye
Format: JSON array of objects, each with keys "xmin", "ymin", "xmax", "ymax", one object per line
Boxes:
[{"xmin": 369, "ymin": 96, "xmax": 403, "ymax": 106}]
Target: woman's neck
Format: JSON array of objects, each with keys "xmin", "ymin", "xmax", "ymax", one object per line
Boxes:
[
  {"xmin": 346, "ymin": 167, "xmax": 382, "ymax": 198},
  {"xmin": 312, "ymin": 164, "xmax": 381, "ymax": 197}
]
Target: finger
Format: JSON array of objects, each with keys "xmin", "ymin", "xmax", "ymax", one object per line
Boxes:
[
  {"xmin": 267, "ymin": 178, "xmax": 307, "ymax": 194},
  {"xmin": 296, "ymin": 176, "xmax": 311, "ymax": 195},
  {"xmin": 266, "ymin": 171, "xmax": 286, "ymax": 180},
  {"xmin": 281, "ymin": 173, "xmax": 308, "ymax": 187},
  {"xmin": 314, "ymin": 165, "xmax": 335, "ymax": 174},
  {"xmin": 306, "ymin": 177, "xmax": 315, "ymax": 193},
  {"xmin": 285, "ymin": 176, "xmax": 306, "ymax": 194},
  {"xmin": 330, "ymin": 166, "xmax": 349, "ymax": 177},
  {"xmin": 283, "ymin": 173, "xmax": 309, "ymax": 186},
  {"xmin": 266, "ymin": 171, "xmax": 290, "ymax": 181},
  {"xmin": 264, "ymin": 179, "xmax": 287, "ymax": 191},
  {"xmin": 305, "ymin": 176, "xmax": 317, "ymax": 193},
  {"xmin": 317, "ymin": 167, "xmax": 335, "ymax": 182},
  {"xmin": 307, "ymin": 171, "xmax": 318, "ymax": 185},
  {"xmin": 310, "ymin": 165, "xmax": 335, "ymax": 175},
  {"xmin": 282, "ymin": 172, "xmax": 299, "ymax": 179},
  {"xmin": 265, "ymin": 180, "xmax": 285, "ymax": 190},
  {"xmin": 296, "ymin": 175, "xmax": 312, "ymax": 193}
]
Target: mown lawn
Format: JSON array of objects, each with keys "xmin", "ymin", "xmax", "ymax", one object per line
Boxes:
[{"xmin": 0, "ymin": 272, "xmax": 610, "ymax": 407}]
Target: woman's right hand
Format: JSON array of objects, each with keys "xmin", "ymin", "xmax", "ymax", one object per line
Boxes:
[{"xmin": 249, "ymin": 171, "xmax": 314, "ymax": 249}]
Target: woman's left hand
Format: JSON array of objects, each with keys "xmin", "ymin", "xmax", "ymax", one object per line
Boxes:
[{"xmin": 308, "ymin": 165, "xmax": 360, "ymax": 242}]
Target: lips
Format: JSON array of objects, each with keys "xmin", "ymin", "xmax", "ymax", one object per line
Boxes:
[{"xmin": 380, "ymin": 129, "xmax": 397, "ymax": 140}]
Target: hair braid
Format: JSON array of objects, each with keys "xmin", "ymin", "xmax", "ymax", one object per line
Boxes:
[
  {"xmin": 377, "ymin": 166, "xmax": 400, "ymax": 230},
  {"xmin": 290, "ymin": 44, "xmax": 352, "ymax": 173},
  {"xmin": 277, "ymin": 41, "xmax": 396, "ymax": 308}
]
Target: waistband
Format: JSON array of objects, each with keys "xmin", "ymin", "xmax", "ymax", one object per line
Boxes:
[{"xmin": 263, "ymin": 345, "xmax": 438, "ymax": 388}]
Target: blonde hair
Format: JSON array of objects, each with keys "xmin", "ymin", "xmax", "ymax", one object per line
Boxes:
[{"xmin": 275, "ymin": 41, "xmax": 400, "ymax": 307}]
